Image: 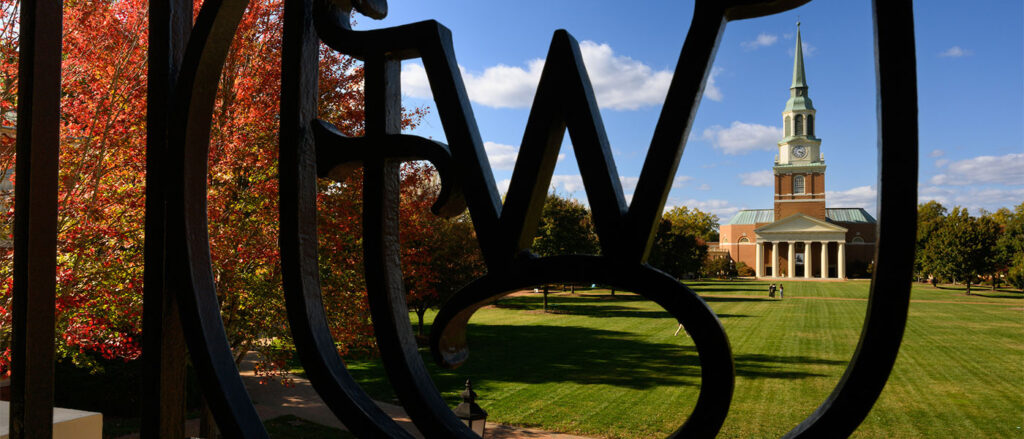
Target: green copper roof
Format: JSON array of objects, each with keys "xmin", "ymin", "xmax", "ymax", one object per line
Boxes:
[
  {"xmin": 725, "ymin": 208, "xmax": 876, "ymax": 225},
  {"xmin": 826, "ymin": 208, "xmax": 876, "ymax": 223},
  {"xmin": 726, "ymin": 209, "xmax": 774, "ymax": 225},
  {"xmin": 792, "ymin": 25, "xmax": 807, "ymax": 89}
]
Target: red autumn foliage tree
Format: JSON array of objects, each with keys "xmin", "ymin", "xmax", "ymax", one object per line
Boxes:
[{"xmin": 0, "ymin": 0, "xmax": 469, "ymax": 379}]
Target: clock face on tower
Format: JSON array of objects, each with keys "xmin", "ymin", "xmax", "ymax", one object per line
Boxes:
[{"xmin": 792, "ymin": 145, "xmax": 807, "ymax": 159}]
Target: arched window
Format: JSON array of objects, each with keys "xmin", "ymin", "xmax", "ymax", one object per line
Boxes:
[
  {"xmin": 784, "ymin": 116, "xmax": 791, "ymax": 137},
  {"xmin": 795, "ymin": 114, "xmax": 804, "ymax": 135},
  {"xmin": 793, "ymin": 175, "xmax": 805, "ymax": 194},
  {"xmin": 738, "ymin": 237, "xmax": 749, "ymax": 243},
  {"xmin": 852, "ymin": 236, "xmax": 865, "ymax": 243},
  {"xmin": 807, "ymin": 114, "xmax": 814, "ymax": 136}
]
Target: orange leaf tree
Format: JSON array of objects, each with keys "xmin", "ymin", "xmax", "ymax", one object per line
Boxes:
[{"xmin": 0, "ymin": 0, "xmax": 456, "ymax": 378}]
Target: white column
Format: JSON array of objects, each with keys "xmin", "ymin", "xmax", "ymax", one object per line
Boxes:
[
  {"xmin": 772, "ymin": 241, "xmax": 781, "ymax": 278},
  {"xmin": 820, "ymin": 241, "xmax": 829, "ymax": 279},
  {"xmin": 787, "ymin": 241, "xmax": 796, "ymax": 278},
  {"xmin": 838, "ymin": 241, "xmax": 847, "ymax": 279},
  {"xmin": 804, "ymin": 241, "xmax": 813, "ymax": 279},
  {"xmin": 755, "ymin": 241, "xmax": 764, "ymax": 278}
]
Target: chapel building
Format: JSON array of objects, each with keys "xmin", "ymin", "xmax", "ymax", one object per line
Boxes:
[{"xmin": 718, "ymin": 25, "xmax": 876, "ymax": 280}]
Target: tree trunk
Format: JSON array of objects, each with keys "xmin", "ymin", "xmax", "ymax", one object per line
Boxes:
[
  {"xmin": 543, "ymin": 286, "xmax": 549, "ymax": 312},
  {"xmin": 611, "ymin": 288, "xmax": 615, "ymax": 296},
  {"xmin": 571, "ymin": 284, "xmax": 575, "ymax": 294},
  {"xmin": 965, "ymin": 280, "xmax": 971, "ymax": 295},
  {"xmin": 416, "ymin": 309, "xmax": 426, "ymax": 335}
]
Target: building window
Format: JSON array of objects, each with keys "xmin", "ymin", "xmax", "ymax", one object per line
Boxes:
[
  {"xmin": 852, "ymin": 236, "xmax": 865, "ymax": 243},
  {"xmin": 784, "ymin": 116, "xmax": 791, "ymax": 136},
  {"xmin": 795, "ymin": 114, "xmax": 804, "ymax": 135},
  {"xmin": 807, "ymin": 114, "xmax": 814, "ymax": 136},
  {"xmin": 793, "ymin": 175, "xmax": 805, "ymax": 194},
  {"xmin": 738, "ymin": 237, "xmax": 749, "ymax": 243}
]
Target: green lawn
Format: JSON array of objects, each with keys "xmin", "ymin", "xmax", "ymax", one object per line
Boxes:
[{"xmin": 340, "ymin": 280, "xmax": 1023, "ymax": 439}]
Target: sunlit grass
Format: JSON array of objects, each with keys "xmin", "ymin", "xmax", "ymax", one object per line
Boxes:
[{"xmin": 338, "ymin": 281, "xmax": 1022, "ymax": 438}]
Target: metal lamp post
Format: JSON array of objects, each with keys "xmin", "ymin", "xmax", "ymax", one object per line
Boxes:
[{"xmin": 454, "ymin": 379, "xmax": 488, "ymax": 436}]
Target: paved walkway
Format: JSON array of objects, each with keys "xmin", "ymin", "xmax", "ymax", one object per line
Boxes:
[
  {"xmin": 241, "ymin": 353, "xmax": 591, "ymax": 439},
  {"xmin": 114, "ymin": 353, "xmax": 590, "ymax": 439}
]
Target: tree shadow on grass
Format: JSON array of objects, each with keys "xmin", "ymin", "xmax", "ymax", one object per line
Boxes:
[
  {"xmin": 701, "ymin": 296, "xmax": 774, "ymax": 303},
  {"xmin": 494, "ymin": 297, "xmax": 756, "ymax": 318},
  {"xmin": 967, "ymin": 291, "xmax": 1023, "ymax": 299},
  {"xmin": 346, "ymin": 324, "xmax": 840, "ymax": 405}
]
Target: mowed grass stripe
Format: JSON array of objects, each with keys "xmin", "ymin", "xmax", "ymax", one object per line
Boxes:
[{"xmin": 336, "ymin": 283, "xmax": 1022, "ymax": 438}]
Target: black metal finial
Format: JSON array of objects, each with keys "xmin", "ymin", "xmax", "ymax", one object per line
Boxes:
[{"xmin": 461, "ymin": 379, "xmax": 477, "ymax": 403}]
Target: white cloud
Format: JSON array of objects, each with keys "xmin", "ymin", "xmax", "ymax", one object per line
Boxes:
[
  {"xmin": 929, "ymin": 153, "xmax": 1024, "ymax": 186},
  {"xmin": 929, "ymin": 149, "xmax": 945, "ymax": 158},
  {"xmin": 788, "ymin": 42, "xmax": 817, "ymax": 57},
  {"xmin": 919, "ymin": 185, "xmax": 1024, "ymax": 214},
  {"xmin": 697, "ymin": 183, "xmax": 711, "ymax": 191},
  {"xmin": 940, "ymin": 46, "xmax": 971, "ymax": 58},
  {"xmin": 702, "ymin": 122, "xmax": 782, "ymax": 155},
  {"xmin": 549, "ymin": 174, "xmax": 585, "ymax": 193},
  {"xmin": 483, "ymin": 141, "xmax": 566, "ymax": 171},
  {"xmin": 401, "ymin": 41, "xmax": 674, "ymax": 110},
  {"xmin": 934, "ymin": 159, "xmax": 949, "ymax": 168},
  {"xmin": 704, "ymin": 67, "xmax": 723, "ymax": 102},
  {"xmin": 484, "ymin": 142, "xmax": 519, "ymax": 170},
  {"xmin": 619, "ymin": 176, "xmax": 639, "ymax": 193},
  {"xmin": 741, "ymin": 33, "xmax": 778, "ymax": 50},
  {"xmin": 497, "ymin": 178, "xmax": 511, "ymax": 194},
  {"xmin": 827, "ymin": 186, "xmax": 877, "ymax": 213},
  {"xmin": 665, "ymin": 198, "xmax": 741, "ymax": 221},
  {"xmin": 400, "ymin": 63, "xmax": 433, "ymax": 102},
  {"xmin": 674, "ymin": 175, "xmax": 694, "ymax": 188},
  {"xmin": 739, "ymin": 170, "xmax": 773, "ymax": 187}
]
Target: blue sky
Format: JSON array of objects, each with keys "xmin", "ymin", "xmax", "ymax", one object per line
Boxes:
[{"xmin": 358, "ymin": 0, "xmax": 1023, "ymax": 221}]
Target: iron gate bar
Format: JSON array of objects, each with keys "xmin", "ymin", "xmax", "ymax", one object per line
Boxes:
[
  {"xmin": 6, "ymin": 0, "xmax": 920, "ymax": 437},
  {"xmin": 166, "ymin": 0, "xmax": 269, "ymax": 437},
  {"xmin": 141, "ymin": 0, "xmax": 192, "ymax": 438},
  {"xmin": 9, "ymin": 0, "xmax": 61, "ymax": 437},
  {"xmin": 781, "ymin": 1, "xmax": 918, "ymax": 436},
  {"xmin": 279, "ymin": 0, "xmax": 420, "ymax": 435}
]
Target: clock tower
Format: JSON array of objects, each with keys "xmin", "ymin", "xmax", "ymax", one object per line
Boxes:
[{"xmin": 774, "ymin": 23, "xmax": 826, "ymax": 221}]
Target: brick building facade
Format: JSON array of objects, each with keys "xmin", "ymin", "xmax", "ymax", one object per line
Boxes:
[{"xmin": 718, "ymin": 24, "xmax": 875, "ymax": 280}]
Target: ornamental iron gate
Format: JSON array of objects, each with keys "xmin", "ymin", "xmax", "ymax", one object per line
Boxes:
[{"xmin": 7, "ymin": 0, "xmax": 919, "ymax": 437}]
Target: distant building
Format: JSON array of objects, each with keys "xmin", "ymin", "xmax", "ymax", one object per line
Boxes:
[{"xmin": 718, "ymin": 24, "xmax": 876, "ymax": 280}]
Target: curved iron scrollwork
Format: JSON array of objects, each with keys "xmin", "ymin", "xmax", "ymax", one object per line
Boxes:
[
  {"xmin": 6, "ymin": 0, "xmax": 917, "ymax": 438},
  {"xmin": 273, "ymin": 0, "xmax": 918, "ymax": 438}
]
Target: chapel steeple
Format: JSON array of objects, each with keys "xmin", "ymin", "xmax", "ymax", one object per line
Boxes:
[
  {"xmin": 784, "ymin": 22, "xmax": 815, "ymax": 114},
  {"xmin": 774, "ymin": 22, "xmax": 826, "ymax": 221}
]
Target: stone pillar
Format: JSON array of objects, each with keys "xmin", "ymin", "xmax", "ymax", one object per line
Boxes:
[
  {"xmin": 838, "ymin": 241, "xmax": 847, "ymax": 279},
  {"xmin": 804, "ymin": 241, "xmax": 813, "ymax": 279},
  {"xmin": 772, "ymin": 241, "xmax": 781, "ymax": 278},
  {"xmin": 787, "ymin": 241, "xmax": 796, "ymax": 279},
  {"xmin": 820, "ymin": 241, "xmax": 829, "ymax": 279},
  {"xmin": 755, "ymin": 241, "xmax": 764, "ymax": 278}
]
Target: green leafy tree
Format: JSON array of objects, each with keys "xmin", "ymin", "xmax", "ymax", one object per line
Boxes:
[
  {"xmin": 916, "ymin": 201, "xmax": 948, "ymax": 282},
  {"xmin": 532, "ymin": 193, "xmax": 600, "ymax": 257},
  {"xmin": 661, "ymin": 206, "xmax": 719, "ymax": 242},
  {"xmin": 703, "ymin": 256, "xmax": 735, "ymax": 279},
  {"xmin": 736, "ymin": 261, "xmax": 755, "ymax": 277},
  {"xmin": 923, "ymin": 207, "xmax": 1000, "ymax": 294},
  {"xmin": 992, "ymin": 203, "xmax": 1024, "ymax": 291},
  {"xmin": 648, "ymin": 207, "xmax": 716, "ymax": 280},
  {"xmin": 532, "ymin": 193, "xmax": 598, "ymax": 309}
]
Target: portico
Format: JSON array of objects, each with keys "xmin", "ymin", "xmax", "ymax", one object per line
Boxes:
[
  {"xmin": 717, "ymin": 24, "xmax": 876, "ymax": 280},
  {"xmin": 753, "ymin": 213, "xmax": 847, "ymax": 279}
]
